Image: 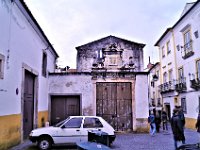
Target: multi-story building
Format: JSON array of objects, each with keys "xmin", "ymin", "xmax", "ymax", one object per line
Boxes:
[
  {"xmin": 155, "ymin": 0, "xmax": 200, "ymax": 129},
  {"xmin": 0, "ymin": 0, "xmax": 58, "ymax": 149},
  {"xmin": 49, "ymin": 35, "xmax": 149, "ymax": 132},
  {"xmin": 148, "ymin": 62, "xmax": 163, "ymax": 115}
]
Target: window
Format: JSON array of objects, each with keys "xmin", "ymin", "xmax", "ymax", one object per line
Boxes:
[
  {"xmin": 83, "ymin": 117, "xmax": 103, "ymax": 128},
  {"xmin": 181, "ymin": 97, "xmax": 187, "ymax": 113},
  {"xmin": 178, "ymin": 67, "xmax": 184, "ymax": 81},
  {"xmin": 197, "ymin": 59, "xmax": 200, "ymax": 79},
  {"xmin": 162, "ymin": 46, "xmax": 165, "ymax": 58},
  {"xmin": 184, "ymin": 30, "xmax": 192, "ymax": 50},
  {"xmin": 96, "ymin": 49, "xmax": 103, "ymax": 59},
  {"xmin": 156, "ymin": 70, "xmax": 159, "ymax": 79},
  {"xmin": 157, "ymin": 98, "xmax": 161, "ymax": 106},
  {"xmin": 42, "ymin": 52, "xmax": 47, "ymax": 77},
  {"xmin": 151, "ymin": 81, "xmax": 155, "ymax": 87},
  {"xmin": 167, "ymin": 41, "xmax": 171, "ymax": 54},
  {"xmin": 153, "ymin": 92, "xmax": 155, "ymax": 100},
  {"xmin": 163, "ymin": 72, "xmax": 167, "ymax": 83},
  {"xmin": 0, "ymin": 54, "xmax": 5, "ymax": 79},
  {"xmin": 168, "ymin": 69, "xmax": 173, "ymax": 82},
  {"xmin": 64, "ymin": 117, "xmax": 83, "ymax": 128}
]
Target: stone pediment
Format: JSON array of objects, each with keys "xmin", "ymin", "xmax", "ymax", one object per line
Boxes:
[{"xmin": 76, "ymin": 35, "xmax": 145, "ymax": 50}]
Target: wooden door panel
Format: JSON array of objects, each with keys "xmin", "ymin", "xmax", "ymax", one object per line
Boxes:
[
  {"xmin": 96, "ymin": 82, "xmax": 132, "ymax": 131},
  {"xmin": 51, "ymin": 97, "xmax": 65, "ymax": 125},
  {"xmin": 51, "ymin": 96, "xmax": 80, "ymax": 125},
  {"xmin": 23, "ymin": 71, "xmax": 34, "ymax": 139},
  {"xmin": 65, "ymin": 96, "xmax": 80, "ymax": 117}
]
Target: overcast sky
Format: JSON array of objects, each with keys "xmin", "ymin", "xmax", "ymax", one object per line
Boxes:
[{"xmin": 24, "ymin": 0, "xmax": 196, "ymax": 69}]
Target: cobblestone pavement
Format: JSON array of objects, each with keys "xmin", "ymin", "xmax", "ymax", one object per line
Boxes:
[{"xmin": 10, "ymin": 128, "xmax": 200, "ymax": 150}]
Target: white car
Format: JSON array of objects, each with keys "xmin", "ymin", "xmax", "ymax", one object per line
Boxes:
[{"xmin": 29, "ymin": 116, "xmax": 116, "ymax": 150}]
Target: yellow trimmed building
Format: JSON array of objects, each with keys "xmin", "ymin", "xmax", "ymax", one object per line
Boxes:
[
  {"xmin": 155, "ymin": 0, "xmax": 200, "ymax": 130},
  {"xmin": 0, "ymin": 0, "xmax": 58, "ymax": 149}
]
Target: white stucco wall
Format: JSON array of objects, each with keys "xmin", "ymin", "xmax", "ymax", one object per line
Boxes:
[
  {"xmin": 156, "ymin": 1, "xmax": 200, "ymax": 121},
  {"xmin": 173, "ymin": 2, "xmax": 200, "ymax": 120},
  {"xmin": 0, "ymin": 1, "xmax": 56, "ymax": 116},
  {"xmin": 135, "ymin": 74, "xmax": 149, "ymax": 118},
  {"xmin": 49, "ymin": 74, "xmax": 94, "ymax": 115}
]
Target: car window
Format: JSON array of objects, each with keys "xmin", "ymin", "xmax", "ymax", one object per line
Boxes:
[
  {"xmin": 63, "ymin": 117, "xmax": 83, "ymax": 128},
  {"xmin": 83, "ymin": 117, "xmax": 103, "ymax": 128},
  {"xmin": 54, "ymin": 117, "xmax": 70, "ymax": 127}
]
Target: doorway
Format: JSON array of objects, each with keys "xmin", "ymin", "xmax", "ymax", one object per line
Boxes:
[
  {"xmin": 23, "ymin": 70, "xmax": 35, "ymax": 139},
  {"xmin": 51, "ymin": 95, "xmax": 80, "ymax": 125},
  {"xmin": 96, "ymin": 82, "xmax": 132, "ymax": 131}
]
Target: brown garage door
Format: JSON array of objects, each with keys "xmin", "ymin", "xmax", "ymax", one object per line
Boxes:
[
  {"xmin": 51, "ymin": 96, "xmax": 80, "ymax": 125},
  {"xmin": 96, "ymin": 82, "xmax": 132, "ymax": 131}
]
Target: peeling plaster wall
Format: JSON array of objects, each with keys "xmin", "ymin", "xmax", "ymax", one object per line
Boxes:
[
  {"xmin": 77, "ymin": 37, "xmax": 144, "ymax": 72},
  {"xmin": 49, "ymin": 73, "xmax": 149, "ymax": 131},
  {"xmin": 49, "ymin": 74, "xmax": 94, "ymax": 115}
]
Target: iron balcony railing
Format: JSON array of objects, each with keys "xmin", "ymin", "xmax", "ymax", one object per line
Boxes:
[
  {"xmin": 175, "ymin": 77, "xmax": 187, "ymax": 92},
  {"xmin": 182, "ymin": 40, "xmax": 194, "ymax": 59},
  {"xmin": 158, "ymin": 81, "xmax": 175, "ymax": 93},
  {"xmin": 190, "ymin": 72, "xmax": 200, "ymax": 90}
]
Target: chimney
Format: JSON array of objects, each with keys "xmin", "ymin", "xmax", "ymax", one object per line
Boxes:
[{"xmin": 147, "ymin": 56, "xmax": 153, "ymax": 69}]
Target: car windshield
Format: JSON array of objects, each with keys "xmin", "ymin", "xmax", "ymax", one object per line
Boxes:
[{"xmin": 53, "ymin": 117, "xmax": 70, "ymax": 127}]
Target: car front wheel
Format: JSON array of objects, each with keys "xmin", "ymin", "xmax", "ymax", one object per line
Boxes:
[{"xmin": 38, "ymin": 137, "xmax": 52, "ymax": 150}]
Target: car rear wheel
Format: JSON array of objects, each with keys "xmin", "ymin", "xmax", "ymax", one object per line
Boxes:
[{"xmin": 38, "ymin": 137, "xmax": 52, "ymax": 150}]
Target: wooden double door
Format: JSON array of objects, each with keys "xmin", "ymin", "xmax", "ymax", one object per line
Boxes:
[
  {"xmin": 51, "ymin": 96, "xmax": 80, "ymax": 125},
  {"xmin": 96, "ymin": 82, "xmax": 132, "ymax": 131}
]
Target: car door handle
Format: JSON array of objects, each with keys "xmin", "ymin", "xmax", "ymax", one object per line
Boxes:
[
  {"xmin": 98, "ymin": 129, "xmax": 101, "ymax": 131},
  {"xmin": 76, "ymin": 129, "xmax": 80, "ymax": 132}
]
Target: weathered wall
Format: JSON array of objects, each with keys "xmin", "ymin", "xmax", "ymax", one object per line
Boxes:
[
  {"xmin": 49, "ymin": 74, "xmax": 94, "ymax": 115},
  {"xmin": 49, "ymin": 73, "xmax": 149, "ymax": 132},
  {"xmin": 0, "ymin": 114, "xmax": 21, "ymax": 150},
  {"xmin": 76, "ymin": 36, "xmax": 144, "ymax": 72}
]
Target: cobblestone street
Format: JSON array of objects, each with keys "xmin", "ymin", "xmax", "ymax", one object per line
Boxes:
[{"xmin": 10, "ymin": 128, "xmax": 200, "ymax": 150}]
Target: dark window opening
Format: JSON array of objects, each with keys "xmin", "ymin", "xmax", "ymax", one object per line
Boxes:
[{"xmin": 42, "ymin": 52, "xmax": 47, "ymax": 77}]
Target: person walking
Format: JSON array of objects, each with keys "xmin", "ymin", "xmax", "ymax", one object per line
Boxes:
[
  {"xmin": 155, "ymin": 111, "xmax": 161, "ymax": 133},
  {"xmin": 171, "ymin": 108, "xmax": 185, "ymax": 150},
  {"xmin": 176, "ymin": 106, "xmax": 186, "ymax": 144},
  {"xmin": 148, "ymin": 111, "xmax": 156, "ymax": 136},
  {"xmin": 162, "ymin": 111, "xmax": 168, "ymax": 131}
]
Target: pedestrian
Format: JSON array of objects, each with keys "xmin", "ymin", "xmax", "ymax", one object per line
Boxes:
[
  {"xmin": 148, "ymin": 111, "xmax": 156, "ymax": 136},
  {"xmin": 176, "ymin": 106, "xmax": 185, "ymax": 127},
  {"xmin": 195, "ymin": 112, "xmax": 200, "ymax": 146},
  {"xmin": 162, "ymin": 111, "xmax": 168, "ymax": 131},
  {"xmin": 155, "ymin": 111, "xmax": 161, "ymax": 133},
  {"xmin": 171, "ymin": 108, "xmax": 185, "ymax": 150},
  {"xmin": 176, "ymin": 106, "xmax": 186, "ymax": 144}
]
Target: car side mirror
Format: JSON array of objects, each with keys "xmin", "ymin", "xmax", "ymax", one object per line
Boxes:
[{"xmin": 61, "ymin": 125, "xmax": 65, "ymax": 129}]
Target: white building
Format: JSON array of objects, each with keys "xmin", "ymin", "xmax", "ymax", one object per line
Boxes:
[
  {"xmin": 49, "ymin": 36, "xmax": 149, "ymax": 133},
  {"xmin": 0, "ymin": 0, "xmax": 58, "ymax": 149},
  {"xmin": 148, "ymin": 62, "xmax": 163, "ymax": 115},
  {"xmin": 155, "ymin": 0, "xmax": 200, "ymax": 129}
]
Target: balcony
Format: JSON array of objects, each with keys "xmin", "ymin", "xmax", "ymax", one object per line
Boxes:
[
  {"xmin": 175, "ymin": 78, "xmax": 187, "ymax": 92},
  {"xmin": 189, "ymin": 73, "xmax": 200, "ymax": 90},
  {"xmin": 182, "ymin": 40, "xmax": 194, "ymax": 59},
  {"xmin": 158, "ymin": 81, "xmax": 175, "ymax": 93}
]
